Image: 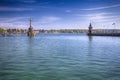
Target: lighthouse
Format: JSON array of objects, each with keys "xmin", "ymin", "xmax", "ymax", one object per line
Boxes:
[
  {"xmin": 27, "ymin": 18, "xmax": 36, "ymax": 37},
  {"xmin": 88, "ymin": 23, "xmax": 93, "ymax": 35}
]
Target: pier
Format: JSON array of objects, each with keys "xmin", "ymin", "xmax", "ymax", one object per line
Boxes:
[{"xmin": 87, "ymin": 23, "xmax": 120, "ymax": 36}]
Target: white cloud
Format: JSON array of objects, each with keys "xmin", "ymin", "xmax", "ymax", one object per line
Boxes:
[
  {"xmin": 65, "ymin": 10, "xmax": 72, "ymax": 13},
  {"xmin": 39, "ymin": 1, "xmax": 50, "ymax": 5},
  {"xmin": 39, "ymin": 16, "xmax": 61, "ymax": 24},
  {"xmin": 0, "ymin": 7, "xmax": 33, "ymax": 11},
  {"xmin": 82, "ymin": 4, "xmax": 120, "ymax": 10},
  {"xmin": 76, "ymin": 12, "xmax": 120, "ymax": 29},
  {"xmin": 77, "ymin": 12, "xmax": 114, "ymax": 18},
  {"xmin": 23, "ymin": 0, "xmax": 36, "ymax": 3},
  {"xmin": 0, "ymin": 17, "xmax": 29, "ymax": 22},
  {"xmin": 0, "ymin": 16, "xmax": 61, "ymax": 29},
  {"xmin": 87, "ymin": 13, "xmax": 112, "ymax": 20},
  {"xmin": 0, "ymin": 22, "xmax": 28, "ymax": 29},
  {"xmin": 17, "ymin": 0, "xmax": 37, "ymax": 3},
  {"xmin": 76, "ymin": 12, "xmax": 119, "ymax": 24},
  {"xmin": 0, "ymin": 17, "xmax": 29, "ymax": 29}
]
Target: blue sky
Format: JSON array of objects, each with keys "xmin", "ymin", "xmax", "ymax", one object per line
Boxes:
[{"xmin": 0, "ymin": 0, "xmax": 120, "ymax": 29}]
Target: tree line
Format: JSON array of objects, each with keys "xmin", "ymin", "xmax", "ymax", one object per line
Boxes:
[{"xmin": 0, "ymin": 28, "xmax": 27, "ymax": 34}]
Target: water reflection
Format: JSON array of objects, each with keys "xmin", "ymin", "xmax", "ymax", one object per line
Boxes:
[
  {"xmin": 26, "ymin": 37, "xmax": 35, "ymax": 56},
  {"xmin": 87, "ymin": 36, "xmax": 93, "ymax": 57},
  {"xmin": 88, "ymin": 36, "xmax": 93, "ymax": 42}
]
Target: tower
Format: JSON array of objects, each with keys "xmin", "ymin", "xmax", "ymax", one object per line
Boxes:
[
  {"xmin": 88, "ymin": 23, "xmax": 93, "ymax": 34},
  {"xmin": 27, "ymin": 18, "xmax": 35, "ymax": 37},
  {"xmin": 29, "ymin": 18, "xmax": 33, "ymax": 32},
  {"xmin": 30, "ymin": 18, "xmax": 32, "ymax": 28}
]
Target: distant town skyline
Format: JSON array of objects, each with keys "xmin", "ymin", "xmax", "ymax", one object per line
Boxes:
[{"xmin": 0, "ymin": 0, "xmax": 120, "ymax": 29}]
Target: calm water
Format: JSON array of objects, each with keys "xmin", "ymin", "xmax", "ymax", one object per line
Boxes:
[{"xmin": 0, "ymin": 34, "xmax": 120, "ymax": 80}]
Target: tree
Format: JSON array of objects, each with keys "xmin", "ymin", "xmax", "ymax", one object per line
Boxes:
[{"xmin": 0, "ymin": 28, "xmax": 4, "ymax": 33}]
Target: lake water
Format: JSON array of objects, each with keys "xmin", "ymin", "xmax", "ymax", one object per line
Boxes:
[{"xmin": 0, "ymin": 34, "xmax": 120, "ymax": 80}]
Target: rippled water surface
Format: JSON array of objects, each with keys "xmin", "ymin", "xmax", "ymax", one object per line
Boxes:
[{"xmin": 0, "ymin": 34, "xmax": 120, "ymax": 80}]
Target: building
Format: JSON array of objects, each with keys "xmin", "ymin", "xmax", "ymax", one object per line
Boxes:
[
  {"xmin": 27, "ymin": 18, "xmax": 36, "ymax": 37},
  {"xmin": 88, "ymin": 23, "xmax": 93, "ymax": 35}
]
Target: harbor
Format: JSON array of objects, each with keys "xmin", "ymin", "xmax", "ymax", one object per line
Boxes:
[
  {"xmin": 0, "ymin": 0, "xmax": 120, "ymax": 80},
  {"xmin": 1, "ymin": 21, "xmax": 120, "ymax": 37}
]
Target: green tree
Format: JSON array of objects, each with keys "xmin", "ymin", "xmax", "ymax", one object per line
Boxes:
[{"xmin": 0, "ymin": 28, "xmax": 4, "ymax": 33}]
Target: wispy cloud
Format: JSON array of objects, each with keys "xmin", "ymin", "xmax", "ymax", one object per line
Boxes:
[
  {"xmin": 0, "ymin": 22, "xmax": 28, "ymax": 29},
  {"xmin": 17, "ymin": 0, "xmax": 37, "ymax": 3},
  {"xmin": 39, "ymin": 16, "xmax": 61, "ymax": 24},
  {"xmin": 0, "ymin": 16, "xmax": 61, "ymax": 29},
  {"xmin": 0, "ymin": 17, "xmax": 29, "ymax": 29},
  {"xmin": 22, "ymin": 0, "xmax": 36, "ymax": 3},
  {"xmin": 39, "ymin": 1, "xmax": 50, "ymax": 5},
  {"xmin": 82, "ymin": 4, "xmax": 120, "ymax": 10},
  {"xmin": 65, "ymin": 10, "xmax": 72, "ymax": 13},
  {"xmin": 77, "ymin": 12, "xmax": 112, "ymax": 18},
  {"xmin": 0, "ymin": 7, "xmax": 33, "ymax": 11},
  {"xmin": 76, "ymin": 12, "xmax": 119, "ymax": 23},
  {"xmin": 0, "ymin": 17, "xmax": 29, "ymax": 22}
]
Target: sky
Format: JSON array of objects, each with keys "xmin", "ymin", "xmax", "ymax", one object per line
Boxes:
[{"xmin": 0, "ymin": 0, "xmax": 120, "ymax": 29}]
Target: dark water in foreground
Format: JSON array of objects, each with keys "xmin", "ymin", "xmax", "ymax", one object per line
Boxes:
[{"xmin": 0, "ymin": 34, "xmax": 120, "ymax": 80}]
